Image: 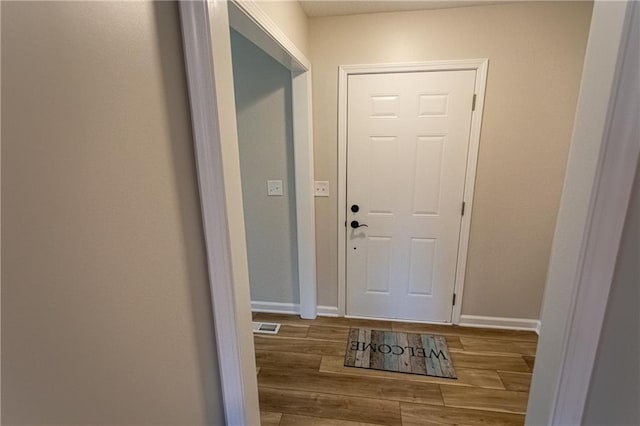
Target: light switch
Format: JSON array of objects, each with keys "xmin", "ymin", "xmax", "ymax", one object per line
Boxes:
[
  {"xmin": 267, "ymin": 180, "xmax": 283, "ymax": 196},
  {"xmin": 315, "ymin": 181, "xmax": 329, "ymax": 197}
]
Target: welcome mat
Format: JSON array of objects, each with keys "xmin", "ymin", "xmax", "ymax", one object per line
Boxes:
[{"xmin": 344, "ymin": 328, "xmax": 457, "ymax": 379}]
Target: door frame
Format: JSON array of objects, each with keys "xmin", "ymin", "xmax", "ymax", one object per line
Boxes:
[
  {"xmin": 526, "ymin": 1, "xmax": 639, "ymax": 424},
  {"xmin": 179, "ymin": 0, "xmax": 315, "ymax": 423},
  {"xmin": 337, "ymin": 60, "xmax": 488, "ymax": 324},
  {"xmin": 227, "ymin": 1, "xmax": 318, "ymax": 320}
]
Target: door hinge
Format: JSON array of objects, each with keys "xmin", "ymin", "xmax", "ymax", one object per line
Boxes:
[
  {"xmin": 452, "ymin": 293, "xmax": 457, "ymax": 306},
  {"xmin": 461, "ymin": 201, "xmax": 466, "ymax": 216},
  {"xmin": 472, "ymin": 94, "xmax": 477, "ymax": 111}
]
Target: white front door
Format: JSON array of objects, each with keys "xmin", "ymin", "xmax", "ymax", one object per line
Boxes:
[{"xmin": 346, "ymin": 70, "xmax": 476, "ymax": 322}]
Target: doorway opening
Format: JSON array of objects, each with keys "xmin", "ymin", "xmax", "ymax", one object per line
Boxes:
[
  {"xmin": 228, "ymin": 0, "xmax": 318, "ymax": 320},
  {"xmin": 179, "ymin": 2, "xmax": 636, "ymax": 424}
]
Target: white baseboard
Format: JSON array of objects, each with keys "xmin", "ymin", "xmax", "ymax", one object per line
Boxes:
[
  {"xmin": 251, "ymin": 301, "xmax": 299, "ymax": 315},
  {"xmin": 459, "ymin": 314, "xmax": 541, "ymax": 334},
  {"xmin": 250, "ymin": 305, "xmax": 540, "ymax": 333},
  {"xmin": 317, "ymin": 305, "xmax": 339, "ymax": 317},
  {"xmin": 251, "ymin": 301, "xmax": 339, "ymax": 318}
]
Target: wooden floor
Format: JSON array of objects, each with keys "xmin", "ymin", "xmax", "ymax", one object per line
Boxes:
[{"xmin": 253, "ymin": 312, "xmax": 538, "ymax": 426}]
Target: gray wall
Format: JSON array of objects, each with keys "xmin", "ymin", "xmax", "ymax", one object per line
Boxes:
[
  {"xmin": 1, "ymin": 2, "xmax": 224, "ymax": 424},
  {"xmin": 230, "ymin": 30, "xmax": 299, "ymax": 305},
  {"xmin": 583, "ymin": 164, "xmax": 640, "ymax": 426}
]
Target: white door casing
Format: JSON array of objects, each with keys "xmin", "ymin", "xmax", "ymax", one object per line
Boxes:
[
  {"xmin": 346, "ymin": 69, "xmax": 477, "ymax": 323},
  {"xmin": 228, "ymin": 0, "xmax": 317, "ymax": 319},
  {"xmin": 180, "ymin": 0, "xmax": 315, "ymax": 423}
]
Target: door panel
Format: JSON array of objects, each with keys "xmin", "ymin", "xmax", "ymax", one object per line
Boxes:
[
  {"xmin": 408, "ymin": 238, "xmax": 436, "ymax": 296},
  {"xmin": 413, "ymin": 136, "xmax": 445, "ymax": 215},
  {"xmin": 346, "ymin": 70, "xmax": 476, "ymax": 322},
  {"xmin": 365, "ymin": 237, "xmax": 392, "ymax": 293}
]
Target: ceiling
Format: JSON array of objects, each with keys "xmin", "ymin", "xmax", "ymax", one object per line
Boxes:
[{"xmin": 299, "ymin": 1, "xmax": 507, "ymax": 18}]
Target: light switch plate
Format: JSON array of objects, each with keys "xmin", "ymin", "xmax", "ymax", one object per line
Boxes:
[
  {"xmin": 315, "ymin": 181, "xmax": 330, "ymax": 197},
  {"xmin": 267, "ymin": 180, "xmax": 283, "ymax": 196}
]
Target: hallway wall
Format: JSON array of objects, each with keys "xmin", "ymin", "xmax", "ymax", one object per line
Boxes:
[
  {"xmin": 308, "ymin": 1, "xmax": 593, "ymax": 319},
  {"xmin": 231, "ymin": 29, "xmax": 299, "ymax": 306},
  {"xmin": 1, "ymin": 2, "xmax": 224, "ymax": 424}
]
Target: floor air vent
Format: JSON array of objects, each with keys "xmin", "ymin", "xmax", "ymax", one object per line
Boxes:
[{"xmin": 252, "ymin": 321, "xmax": 281, "ymax": 335}]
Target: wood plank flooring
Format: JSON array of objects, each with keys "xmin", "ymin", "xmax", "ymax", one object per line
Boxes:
[{"xmin": 253, "ymin": 313, "xmax": 537, "ymax": 426}]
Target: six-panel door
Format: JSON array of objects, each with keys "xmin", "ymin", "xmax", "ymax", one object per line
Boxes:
[{"xmin": 346, "ymin": 70, "xmax": 476, "ymax": 322}]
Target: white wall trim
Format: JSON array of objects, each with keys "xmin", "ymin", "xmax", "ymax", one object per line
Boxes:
[
  {"xmin": 317, "ymin": 305, "xmax": 339, "ymax": 317},
  {"xmin": 460, "ymin": 315, "xmax": 541, "ymax": 334},
  {"xmin": 251, "ymin": 306, "xmax": 541, "ymax": 330},
  {"xmin": 291, "ymin": 70, "xmax": 318, "ymax": 319},
  {"xmin": 526, "ymin": 2, "xmax": 639, "ymax": 425},
  {"xmin": 180, "ymin": 0, "xmax": 317, "ymax": 422},
  {"xmin": 229, "ymin": 0, "xmax": 310, "ymax": 72},
  {"xmin": 229, "ymin": 0, "xmax": 317, "ymax": 319},
  {"xmin": 251, "ymin": 301, "xmax": 299, "ymax": 315},
  {"xmin": 179, "ymin": 1, "xmax": 260, "ymax": 424},
  {"xmin": 550, "ymin": 2, "xmax": 639, "ymax": 424},
  {"xmin": 251, "ymin": 301, "xmax": 339, "ymax": 318},
  {"xmin": 337, "ymin": 59, "xmax": 489, "ymax": 324}
]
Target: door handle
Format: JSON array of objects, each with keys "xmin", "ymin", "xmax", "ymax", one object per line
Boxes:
[{"xmin": 350, "ymin": 220, "xmax": 368, "ymax": 229}]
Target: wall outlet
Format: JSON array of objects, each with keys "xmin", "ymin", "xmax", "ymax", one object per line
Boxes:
[
  {"xmin": 315, "ymin": 181, "xmax": 330, "ymax": 197},
  {"xmin": 267, "ymin": 180, "xmax": 283, "ymax": 196}
]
